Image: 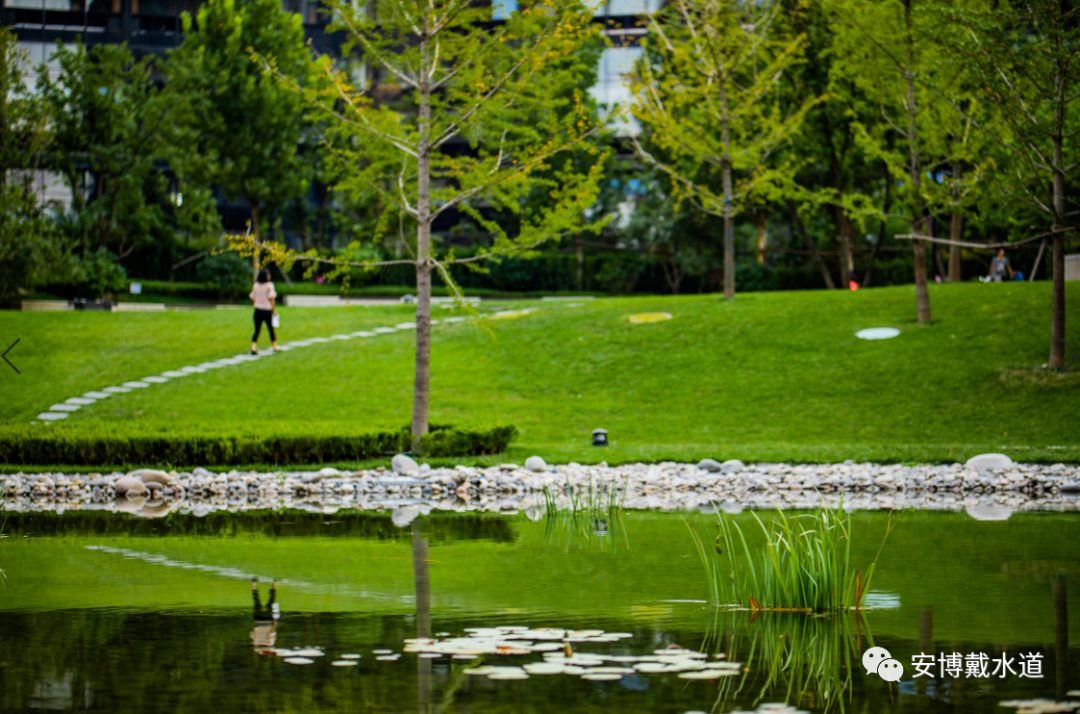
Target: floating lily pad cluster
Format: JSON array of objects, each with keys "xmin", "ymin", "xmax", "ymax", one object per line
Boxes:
[
  {"xmin": 400, "ymin": 625, "xmax": 744, "ymax": 682},
  {"xmin": 999, "ymin": 699, "xmax": 1080, "ymax": 714},
  {"xmin": 274, "ymin": 647, "xmax": 366, "ymax": 666}
]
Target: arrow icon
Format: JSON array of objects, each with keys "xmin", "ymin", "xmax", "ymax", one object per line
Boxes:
[{"xmin": 3, "ymin": 338, "xmax": 19, "ymax": 374}]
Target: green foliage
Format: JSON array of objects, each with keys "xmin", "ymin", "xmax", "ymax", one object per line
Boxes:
[
  {"xmin": 297, "ymin": 0, "xmax": 608, "ymax": 278},
  {"xmin": 0, "ymin": 29, "xmax": 77, "ymax": 302},
  {"xmin": 631, "ymin": 0, "xmax": 818, "ymax": 220},
  {"xmin": 37, "ymin": 41, "xmax": 215, "ymax": 262},
  {"xmin": 696, "ymin": 509, "xmax": 892, "ymax": 612},
  {"xmin": 195, "ymin": 251, "xmax": 252, "ymax": 299},
  {"xmin": 0, "ymin": 424, "xmax": 515, "ymax": 467},
  {"xmin": 168, "ymin": 0, "xmax": 314, "ymax": 235},
  {"xmin": 73, "ymin": 247, "xmax": 128, "ymax": 298}
]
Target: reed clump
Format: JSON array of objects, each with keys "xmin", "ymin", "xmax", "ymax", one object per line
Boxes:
[{"xmin": 693, "ymin": 508, "xmax": 893, "ymax": 613}]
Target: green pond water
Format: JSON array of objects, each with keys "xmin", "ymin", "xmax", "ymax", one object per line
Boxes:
[{"xmin": 1, "ymin": 509, "xmax": 1078, "ymax": 713}]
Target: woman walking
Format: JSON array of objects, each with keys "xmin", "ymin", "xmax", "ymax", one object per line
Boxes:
[{"xmin": 250, "ymin": 268, "xmax": 279, "ymax": 354}]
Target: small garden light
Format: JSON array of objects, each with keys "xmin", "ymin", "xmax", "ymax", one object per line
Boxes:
[{"xmin": 592, "ymin": 428, "xmax": 608, "ymax": 447}]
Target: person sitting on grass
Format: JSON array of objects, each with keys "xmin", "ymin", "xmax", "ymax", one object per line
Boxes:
[
  {"xmin": 250, "ymin": 268, "xmax": 279, "ymax": 355},
  {"xmin": 988, "ymin": 248, "xmax": 1014, "ymax": 282}
]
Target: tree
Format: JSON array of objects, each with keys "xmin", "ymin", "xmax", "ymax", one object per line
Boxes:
[
  {"xmin": 630, "ymin": 0, "xmax": 817, "ymax": 300},
  {"xmin": 240, "ymin": 0, "xmax": 607, "ymax": 449},
  {"xmin": 952, "ymin": 0, "xmax": 1078, "ymax": 369},
  {"xmin": 37, "ymin": 41, "xmax": 213, "ymax": 268},
  {"xmin": 167, "ymin": 0, "xmax": 315, "ymax": 266},
  {"xmin": 0, "ymin": 28, "xmax": 73, "ymax": 302}
]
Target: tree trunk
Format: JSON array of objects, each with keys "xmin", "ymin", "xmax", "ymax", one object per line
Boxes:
[
  {"xmin": 411, "ymin": 23, "xmax": 434, "ymax": 450},
  {"xmin": 1048, "ymin": 55, "xmax": 1067, "ymax": 369},
  {"xmin": 836, "ymin": 207, "xmax": 853, "ymax": 286},
  {"xmin": 948, "ymin": 211, "xmax": 963, "ymax": 281},
  {"xmin": 251, "ymin": 204, "xmax": 261, "ymax": 279},
  {"xmin": 755, "ymin": 212, "xmax": 767, "ymax": 265},
  {"xmin": 904, "ymin": 0, "xmax": 931, "ymax": 323},
  {"xmin": 863, "ymin": 170, "xmax": 892, "ymax": 288},
  {"xmin": 575, "ymin": 234, "xmax": 583, "ymax": 291},
  {"xmin": 790, "ymin": 202, "xmax": 835, "ymax": 289},
  {"xmin": 719, "ymin": 84, "xmax": 735, "ymax": 300},
  {"xmin": 948, "ymin": 162, "xmax": 963, "ymax": 281}
]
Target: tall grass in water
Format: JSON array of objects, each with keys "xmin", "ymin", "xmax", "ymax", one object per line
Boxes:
[
  {"xmin": 692, "ymin": 508, "xmax": 893, "ymax": 612},
  {"xmin": 542, "ymin": 477, "xmax": 627, "ymax": 550}
]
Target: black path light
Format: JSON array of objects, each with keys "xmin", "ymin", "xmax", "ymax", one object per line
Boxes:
[{"xmin": 592, "ymin": 429, "xmax": 608, "ymax": 447}]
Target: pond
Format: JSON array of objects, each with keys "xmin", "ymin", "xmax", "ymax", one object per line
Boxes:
[{"xmin": 1, "ymin": 509, "xmax": 1078, "ymax": 713}]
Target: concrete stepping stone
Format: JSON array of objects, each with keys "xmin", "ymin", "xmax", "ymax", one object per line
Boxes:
[
  {"xmin": 37, "ymin": 412, "xmax": 69, "ymax": 421},
  {"xmin": 351, "ymin": 331, "xmax": 373, "ymax": 337},
  {"xmin": 83, "ymin": 391, "xmax": 111, "ymax": 399},
  {"xmin": 373, "ymin": 327, "xmax": 395, "ymax": 334},
  {"xmin": 141, "ymin": 376, "xmax": 169, "ymax": 384},
  {"xmin": 179, "ymin": 366, "xmax": 206, "ymax": 374},
  {"xmin": 65, "ymin": 397, "xmax": 97, "ymax": 405},
  {"xmin": 103, "ymin": 386, "xmax": 131, "ymax": 394},
  {"xmin": 161, "ymin": 371, "xmax": 187, "ymax": 378},
  {"xmin": 331, "ymin": 334, "xmax": 351, "ymax": 341},
  {"xmin": 395, "ymin": 322, "xmax": 416, "ymax": 329},
  {"xmin": 122, "ymin": 381, "xmax": 150, "ymax": 389},
  {"xmin": 49, "ymin": 404, "xmax": 81, "ymax": 412}
]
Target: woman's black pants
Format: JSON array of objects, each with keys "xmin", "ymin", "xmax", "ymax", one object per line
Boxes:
[{"xmin": 252, "ymin": 309, "xmax": 276, "ymax": 342}]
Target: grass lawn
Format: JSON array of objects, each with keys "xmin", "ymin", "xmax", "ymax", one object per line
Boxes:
[{"xmin": 0, "ymin": 282, "xmax": 1077, "ymax": 466}]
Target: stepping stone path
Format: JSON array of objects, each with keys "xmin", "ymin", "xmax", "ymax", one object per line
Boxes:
[{"xmin": 32, "ymin": 315, "xmax": 482, "ymax": 423}]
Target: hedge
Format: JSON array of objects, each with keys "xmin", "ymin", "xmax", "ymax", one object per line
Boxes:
[{"xmin": 0, "ymin": 424, "xmax": 517, "ymax": 467}]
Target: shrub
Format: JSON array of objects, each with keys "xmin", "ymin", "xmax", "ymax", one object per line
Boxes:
[
  {"xmin": 195, "ymin": 251, "xmax": 252, "ymax": 299},
  {"xmin": 74, "ymin": 248, "xmax": 128, "ymax": 298},
  {"xmin": 0, "ymin": 424, "xmax": 516, "ymax": 467}
]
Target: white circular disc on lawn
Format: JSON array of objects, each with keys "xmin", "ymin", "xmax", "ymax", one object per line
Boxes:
[
  {"xmin": 855, "ymin": 327, "xmax": 900, "ymax": 340},
  {"xmin": 283, "ymin": 657, "xmax": 315, "ymax": 665}
]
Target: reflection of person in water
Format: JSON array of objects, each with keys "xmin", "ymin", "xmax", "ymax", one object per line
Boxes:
[{"xmin": 250, "ymin": 577, "xmax": 280, "ymax": 655}]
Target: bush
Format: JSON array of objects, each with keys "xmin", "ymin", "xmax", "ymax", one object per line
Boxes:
[
  {"xmin": 195, "ymin": 251, "xmax": 252, "ymax": 299},
  {"xmin": 0, "ymin": 424, "xmax": 517, "ymax": 467},
  {"xmin": 75, "ymin": 248, "xmax": 128, "ymax": 298}
]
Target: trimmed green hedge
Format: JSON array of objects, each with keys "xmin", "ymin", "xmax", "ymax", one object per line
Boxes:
[{"xmin": 0, "ymin": 424, "xmax": 517, "ymax": 467}]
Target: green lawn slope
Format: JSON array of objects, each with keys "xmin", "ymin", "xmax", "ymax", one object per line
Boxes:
[{"xmin": 0, "ymin": 282, "xmax": 1077, "ymax": 465}]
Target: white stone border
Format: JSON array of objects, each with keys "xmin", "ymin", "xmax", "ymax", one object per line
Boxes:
[{"xmin": 34, "ymin": 316, "xmax": 469, "ymax": 423}]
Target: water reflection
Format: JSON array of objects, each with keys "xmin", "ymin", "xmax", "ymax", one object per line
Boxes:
[{"xmin": 250, "ymin": 578, "xmax": 280, "ymax": 656}]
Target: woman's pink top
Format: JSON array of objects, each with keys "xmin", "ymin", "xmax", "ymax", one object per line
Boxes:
[{"xmin": 250, "ymin": 282, "xmax": 276, "ymax": 310}]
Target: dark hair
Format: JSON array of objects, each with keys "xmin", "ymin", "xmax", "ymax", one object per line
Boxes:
[{"xmin": 257, "ymin": 268, "xmax": 271, "ymax": 284}]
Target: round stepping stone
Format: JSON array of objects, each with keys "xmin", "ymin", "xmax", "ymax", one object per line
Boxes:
[
  {"xmin": 372, "ymin": 649, "xmax": 394, "ymax": 655},
  {"xmin": 376, "ymin": 655, "xmax": 400, "ymax": 661},
  {"xmin": 37, "ymin": 412, "xmax": 69, "ymax": 421},
  {"xmin": 122, "ymin": 381, "xmax": 150, "ymax": 388},
  {"xmin": 283, "ymin": 657, "xmax": 315, "ymax": 665},
  {"xmin": 65, "ymin": 397, "xmax": 96, "ymax": 405},
  {"xmin": 373, "ymin": 327, "xmax": 395, "ymax": 334},
  {"xmin": 103, "ymin": 386, "xmax": 131, "ymax": 394},
  {"xmin": 331, "ymin": 660, "xmax": 357, "ymax": 667},
  {"xmin": 49, "ymin": 404, "xmax": 80, "ymax": 412},
  {"xmin": 629, "ymin": 312, "xmax": 672, "ymax": 324},
  {"xmin": 83, "ymin": 391, "xmax": 111, "ymax": 399},
  {"xmin": 855, "ymin": 327, "xmax": 900, "ymax": 340},
  {"xmin": 141, "ymin": 376, "xmax": 169, "ymax": 384},
  {"xmin": 395, "ymin": 322, "xmax": 417, "ymax": 329},
  {"xmin": 340, "ymin": 654, "xmax": 361, "ymax": 660},
  {"xmin": 331, "ymin": 334, "xmax": 351, "ymax": 340},
  {"xmin": 351, "ymin": 331, "xmax": 374, "ymax": 337},
  {"xmin": 160, "ymin": 371, "xmax": 187, "ymax": 378}
]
